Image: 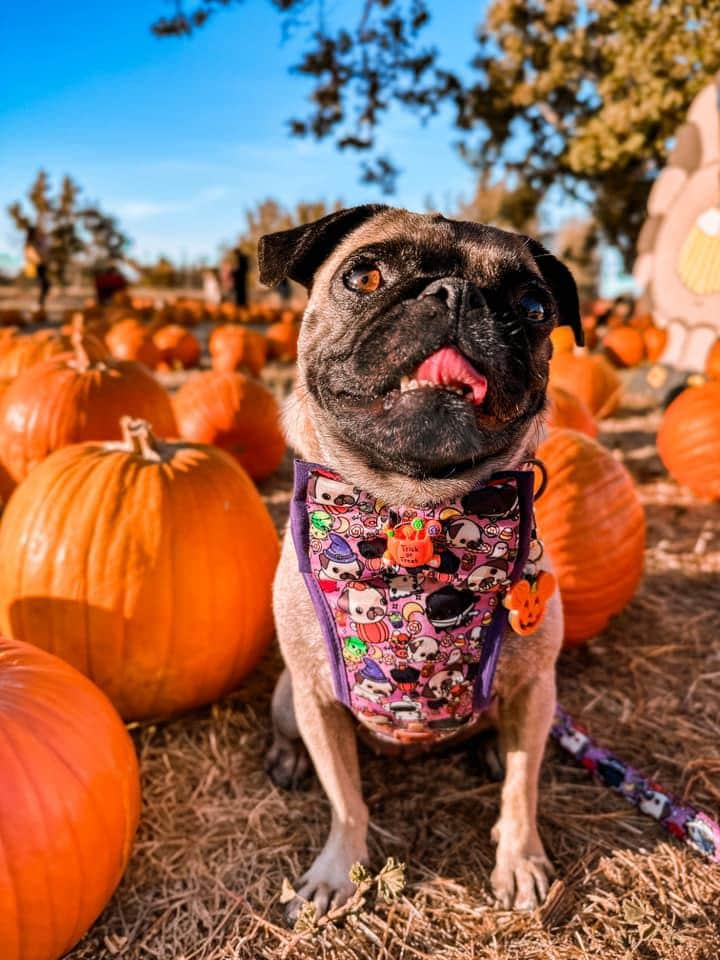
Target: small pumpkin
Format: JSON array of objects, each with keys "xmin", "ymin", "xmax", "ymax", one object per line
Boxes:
[
  {"xmin": 549, "ymin": 326, "xmax": 576, "ymax": 355},
  {"xmin": 603, "ymin": 325, "xmax": 646, "ymax": 368},
  {"xmin": 705, "ymin": 339, "xmax": 720, "ymax": 381},
  {"xmin": 0, "ymin": 332, "xmax": 177, "ymax": 486},
  {"xmin": 0, "ymin": 418, "xmax": 279, "ymax": 719},
  {"xmin": 209, "ymin": 324, "xmax": 268, "ymax": 375},
  {"xmin": 106, "ymin": 317, "xmax": 161, "ymax": 368},
  {"xmin": 546, "ymin": 386, "xmax": 598, "ymax": 438},
  {"xmin": 580, "ymin": 314, "xmax": 599, "ymax": 350},
  {"xmin": 152, "ymin": 324, "xmax": 201, "ymax": 369},
  {"xmin": 0, "ymin": 329, "xmax": 73, "ymax": 380},
  {"xmin": 549, "ymin": 352, "xmax": 622, "ymax": 417},
  {"xmin": 657, "ymin": 381, "xmax": 720, "ymax": 500},
  {"xmin": 503, "ymin": 571, "xmax": 557, "ymax": 636},
  {"xmin": 0, "ymin": 635, "xmax": 140, "ymax": 960},
  {"xmin": 173, "ymin": 370, "xmax": 285, "ymax": 480},
  {"xmin": 266, "ymin": 318, "xmax": 299, "ymax": 362},
  {"xmin": 643, "ymin": 324, "xmax": 668, "ymax": 363},
  {"xmin": 535, "ymin": 428, "xmax": 646, "ymax": 645}
]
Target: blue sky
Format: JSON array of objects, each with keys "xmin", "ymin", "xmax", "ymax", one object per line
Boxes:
[{"xmin": 0, "ymin": 0, "xmax": 630, "ymax": 289}]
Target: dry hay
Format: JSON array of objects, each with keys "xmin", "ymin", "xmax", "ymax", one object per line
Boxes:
[{"xmin": 66, "ymin": 404, "xmax": 720, "ymax": 960}]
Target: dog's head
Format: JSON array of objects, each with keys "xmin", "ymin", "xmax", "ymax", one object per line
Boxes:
[{"xmin": 259, "ymin": 205, "xmax": 581, "ymax": 490}]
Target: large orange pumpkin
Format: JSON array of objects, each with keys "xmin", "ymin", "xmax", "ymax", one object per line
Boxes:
[
  {"xmin": 105, "ymin": 317, "xmax": 161, "ymax": 368},
  {"xmin": 0, "ymin": 635, "xmax": 140, "ymax": 960},
  {"xmin": 0, "ymin": 418, "xmax": 278, "ymax": 719},
  {"xmin": 535, "ymin": 429, "xmax": 646, "ymax": 645},
  {"xmin": 657, "ymin": 382, "xmax": 720, "ymax": 500},
  {"xmin": 705, "ymin": 339, "xmax": 720, "ymax": 381},
  {"xmin": 546, "ymin": 386, "xmax": 598, "ymax": 438},
  {"xmin": 549, "ymin": 352, "xmax": 622, "ymax": 417},
  {"xmin": 0, "ymin": 333, "xmax": 177, "ymax": 486},
  {"xmin": 173, "ymin": 370, "xmax": 285, "ymax": 480},
  {"xmin": 0, "ymin": 329, "xmax": 73, "ymax": 380},
  {"xmin": 209, "ymin": 324, "xmax": 268, "ymax": 376},
  {"xmin": 643, "ymin": 325, "xmax": 668, "ymax": 363},
  {"xmin": 152, "ymin": 324, "xmax": 200, "ymax": 369},
  {"xmin": 603, "ymin": 326, "xmax": 646, "ymax": 368}
]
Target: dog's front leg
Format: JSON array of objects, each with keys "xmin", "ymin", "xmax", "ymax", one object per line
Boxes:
[
  {"xmin": 286, "ymin": 686, "xmax": 369, "ymax": 921},
  {"xmin": 491, "ymin": 670, "xmax": 555, "ymax": 910}
]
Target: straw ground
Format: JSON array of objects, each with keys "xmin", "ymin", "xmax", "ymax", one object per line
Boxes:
[{"xmin": 66, "ymin": 401, "xmax": 720, "ymax": 960}]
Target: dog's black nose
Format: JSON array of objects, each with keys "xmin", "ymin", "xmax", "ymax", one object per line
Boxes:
[{"xmin": 420, "ymin": 277, "xmax": 485, "ymax": 315}]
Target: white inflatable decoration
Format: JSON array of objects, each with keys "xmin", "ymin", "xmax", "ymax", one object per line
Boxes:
[{"xmin": 634, "ymin": 75, "xmax": 720, "ymax": 370}]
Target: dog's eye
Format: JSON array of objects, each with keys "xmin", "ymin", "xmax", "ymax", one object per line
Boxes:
[
  {"xmin": 520, "ymin": 295, "xmax": 545, "ymax": 322},
  {"xmin": 345, "ymin": 265, "xmax": 382, "ymax": 294}
]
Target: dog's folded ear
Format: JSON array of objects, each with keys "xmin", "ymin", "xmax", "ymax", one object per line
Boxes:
[
  {"xmin": 258, "ymin": 204, "xmax": 388, "ymax": 290},
  {"xmin": 521, "ymin": 237, "xmax": 584, "ymax": 346}
]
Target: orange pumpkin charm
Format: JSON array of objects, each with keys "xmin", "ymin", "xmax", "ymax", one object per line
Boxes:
[{"xmin": 503, "ymin": 571, "xmax": 556, "ymax": 635}]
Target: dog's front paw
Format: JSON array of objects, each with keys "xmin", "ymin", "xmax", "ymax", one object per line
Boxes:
[
  {"xmin": 491, "ymin": 845, "xmax": 554, "ymax": 911},
  {"xmin": 264, "ymin": 733, "xmax": 311, "ymax": 790},
  {"xmin": 284, "ymin": 840, "xmax": 368, "ymax": 925}
]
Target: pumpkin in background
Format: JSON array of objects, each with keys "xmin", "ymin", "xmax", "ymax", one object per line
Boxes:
[
  {"xmin": 0, "ymin": 418, "xmax": 279, "ymax": 719},
  {"xmin": 643, "ymin": 325, "xmax": 668, "ymax": 363},
  {"xmin": 0, "ymin": 635, "xmax": 140, "ymax": 960},
  {"xmin": 546, "ymin": 386, "xmax": 598, "ymax": 438},
  {"xmin": 173, "ymin": 370, "xmax": 285, "ymax": 480},
  {"xmin": 657, "ymin": 382, "xmax": 720, "ymax": 500},
  {"xmin": 628, "ymin": 312, "xmax": 654, "ymax": 332},
  {"xmin": 580, "ymin": 314, "xmax": 598, "ymax": 350},
  {"xmin": 0, "ymin": 333, "xmax": 176, "ymax": 487},
  {"xmin": 549, "ymin": 326, "xmax": 576, "ymax": 355},
  {"xmin": 152, "ymin": 324, "xmax": 200, "ymax": 369},
  {"xmin": 706, "ymin": 339, "xmax": 720, "ymax": 381},
  {"xmin": 209, "ymin": 324, "xmax": 268, "ymax": 376},
  {"xmin": 105, "ymin": 317, "xmax": 161, "ymax": 368},
  {"xmin": 549, "ymin": 352, "xmax": 622, "ymax": 417},
  {"xmin": 603, "ymin": 326, "xmax": 646, "ymax": 367},
  {"xmin": 535, "ymin": 428, "xmax": 645, "ymax": 645},
  {"xmin": 265, "ymin": 318, "xmax": 299, "ymax": 362},
  {"xmin": 0, "ymin": 329, "xmax": 73, "ymax": 380},
  {"xmin": 0, "ymin": 327, "xmax": 18, "ymax": 357}
]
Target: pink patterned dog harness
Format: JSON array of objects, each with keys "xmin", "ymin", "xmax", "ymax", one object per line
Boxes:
[
  {"xmin": 290, "ymin": 459, "xmax": 720, "ymax": 863},
  {"xmin": 290, "ymin": 460, "xmax": 538, "ymax": 745}
]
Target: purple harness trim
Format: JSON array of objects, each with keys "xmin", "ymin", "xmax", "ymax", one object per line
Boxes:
[{"xmin": 552, "ymin": 705, "xmax": 720, "ymax": 863}]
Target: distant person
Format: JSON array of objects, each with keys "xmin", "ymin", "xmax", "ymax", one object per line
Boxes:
[
  {"xmin": 24, "ymin": 227, "xmax": 50, "ymax": 308},
  {"xmin": 202, "ymin": 267, "xmax": 222, "ymax": 307},
  {"xmin": 94, "ymin": 265, "xmax": 128, "ymax": 305},
  {"xmin": 230, "ymin": 247, "xmax": 250, "ymax": 307}
]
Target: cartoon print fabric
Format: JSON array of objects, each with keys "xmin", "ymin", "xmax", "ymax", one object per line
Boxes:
[
  {"xmin": 290, "ymin": 461, "xmax": 534, "ymax": 745},
  {"xmin": 552, "ymin": 705, "xmax": 720, "ymax": 863}
]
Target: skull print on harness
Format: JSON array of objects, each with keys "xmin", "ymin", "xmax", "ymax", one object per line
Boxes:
[{"xmin": 290, "ymin": 460, "xmax": 536, "ymax": 744}]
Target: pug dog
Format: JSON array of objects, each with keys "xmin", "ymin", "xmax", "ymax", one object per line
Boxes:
[{"xmin": 261, "ymin": 205, "xmax": 582, "ymax": 918}]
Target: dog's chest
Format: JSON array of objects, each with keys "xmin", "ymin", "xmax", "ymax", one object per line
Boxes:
[{"xmin": 290, "ymin": 461, "xmax": 537, "ymax": 747}]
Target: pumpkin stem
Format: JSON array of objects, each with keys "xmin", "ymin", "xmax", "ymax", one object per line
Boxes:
[
  {"xmin": 120, "ymin": 417, "xmax": 165, "ymax": 462},
  {"xmin": 70, "ymin": 324, "xmax": 108, "ymax": 372}
]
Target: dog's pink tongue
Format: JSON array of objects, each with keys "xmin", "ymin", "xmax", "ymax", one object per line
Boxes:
[{"xmin": 414, "ymin": 347, "xmax": 487, "ymax": 405}]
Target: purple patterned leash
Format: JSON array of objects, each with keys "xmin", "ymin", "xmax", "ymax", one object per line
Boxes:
[{"xmin": 551, "ymin": 704, "xmax": 720, "ymax": 863}]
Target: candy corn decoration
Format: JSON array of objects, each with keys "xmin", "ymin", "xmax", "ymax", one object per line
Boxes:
[{"xmin": 677, "ymin": 206, "xmax": 720, "ymax": 295}]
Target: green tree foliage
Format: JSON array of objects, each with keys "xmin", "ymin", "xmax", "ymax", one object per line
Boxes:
[
  {"xmin": 152, "ymin": 0, "xmax": 720, "ymax": 267},
  {"xmin": 8, "ymin": 171, "xmax": 129, "ymax": 284}
]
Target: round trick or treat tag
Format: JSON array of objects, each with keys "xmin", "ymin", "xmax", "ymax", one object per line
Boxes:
[{"xmin": 503, "ymin": 571, "xmax": 556, "ymax": 636}]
